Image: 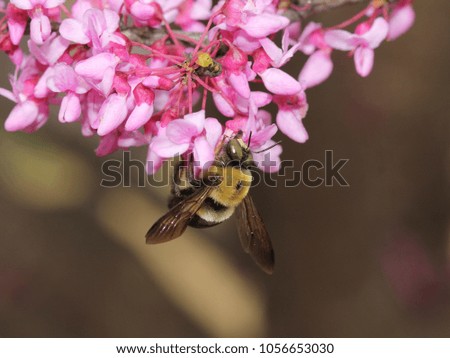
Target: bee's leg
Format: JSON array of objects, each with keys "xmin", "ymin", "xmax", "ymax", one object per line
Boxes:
[
  {"xmin": 172, "ymin": 157, "xmax": 183, "ymax": 186},
  {"xmin": 170, "ymin": 156, "xmax": 188, "ymax": 199},
  {"xmin": 187, "ymin": 153, "xmax": 202, "ymax": 188}
]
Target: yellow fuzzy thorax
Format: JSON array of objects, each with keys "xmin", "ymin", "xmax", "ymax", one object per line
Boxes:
[
  {"xmin": 196, "ymin": 52, "xmax": 214, "ymax": 68},
  {"xmin": 206, "ymin": 166, "xmax": 252, "ymax": 207}
]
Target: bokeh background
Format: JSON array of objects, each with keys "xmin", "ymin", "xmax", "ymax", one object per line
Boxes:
[{"xmin": 0, "ymin": 1, "xmax": 449, "ymax": 337}]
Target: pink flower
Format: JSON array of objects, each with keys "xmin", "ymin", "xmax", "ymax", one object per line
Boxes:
[
  {"xmin": 0, "ymin": 0, "xmax": 416, "ymax": 176},
  {"xmin": 175, "ymin": 0, "xmax": 212, "ymax": 32},
  {"xmin": 220, "ymin": 46, "xmax": 251, "ymax": 99},
  {"xmin": 11, "ymin": 0, "xmax": 65, "ymax": 45},
  {"xmin": 96, "ymin": 93, "xmax": 128, "ymax": 135},
  {"xmin": 28, "ymin": 33, "xmax": 70, "ymax": 65},
  {"xmin": 0, "ymin": 57, "xmax": 49, "ymax": 132},
  {"xmin": 387, "ymin": 4, "xmax": 415, "ymax": 41},
  {"xmin": 243, "ymin": 13, "xmax": 289, "ymax": 38},
  {"xmin": 125, "ymin": 83, "xmax": 155, "ymax": 131},
  {"xmin": 46, "ymin": 63, "xmax": 90, "ymax": 122},
  {"xmin": 74, "ymin": 52, "xmax": 119, "ymax": 96},
  {"xmin": 6, "ymin": 4, "xmax": 28, "ymax": 46},
  {"xmin": 218, "ymin": 0, "xmax": 289, "ymax": 39},
  {"xmin": 325, "ymin": 17, "xmax": 389, "ymax": 77},
  {"xmin": 259, "ymin": 28, "xmax": 301, "ymax": 68},
  {"xmin": 150, "ymin": 110, "xmax": 223, "ymax": 174},
  {"xmin": 296, "ymin": 22, "xmax": 334, "ymax": 88},
  {"xmin": 299, "ymin": 50, "xmax": 333, "ymax": 89},
  {"xmin": 273, "ymin": 90, "xmax": 309, "ymax": 143},
  {"xmin": 260, "ymin": 68, "xmax": 302, "ymax": 95},
  {"xmin": 60, "ymin": 8, "xmax": 125, "ymax": 49},
  {"xmin": 298, "ymin": 22, "xmax": 323, "ymax": 55}
]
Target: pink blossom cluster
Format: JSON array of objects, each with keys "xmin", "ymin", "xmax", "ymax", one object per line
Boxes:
[{"xmin": 0, "ymin": 0, "xmax": 415, "ymax": 174}]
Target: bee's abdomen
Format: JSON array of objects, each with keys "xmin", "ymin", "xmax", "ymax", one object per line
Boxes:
[
  {"xmin": 190, "ymin": 197, "xmax": 235, "ymax": 228},
  {"xmin": 189, "ymin": 215, "xmax": 220, "ymax": 228}
]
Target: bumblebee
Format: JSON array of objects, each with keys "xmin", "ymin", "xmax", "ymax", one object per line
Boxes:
[
  {"xmin": 194, "ymin": 52, "xmax": 222, "ymax": 78},
  {"xmin": 145, "ymin": 132, "xmax": 275, "ymax": 274}
]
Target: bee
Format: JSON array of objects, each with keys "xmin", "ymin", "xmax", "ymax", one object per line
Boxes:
[
  {"xmin": 194, "ymin": 52, "xmax": 222, "ymax": 78},
  {"xmin": 145, "ymin": 131, "xmax": 275, "ymax": 274}
]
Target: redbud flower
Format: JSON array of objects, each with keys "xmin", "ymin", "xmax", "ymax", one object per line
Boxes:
[
  {"xmin": 150, "ymin": 110, "xmax": 223, "ymax": 173},
  {"xmin": 0, "ymin": 56, "xmax": 49, "ymax": 132},
  {"xmin": 387, "ymin": 3, "xmax": 415, "ymax": 41},
  {"xmin": 259, "ymin": 28, "xmax": 301, "ymax": 68},
  {"xmin": 6, "ymin": 4, "xmax": 27, "ymax": 45},
  {"xmin": 59, "ymin": 8, "xmax": 124, "ymax": 49},
  {"xmin": 296, "ymin": 23, "xmax": 333, "ymax": 88},
  {"xmin": 299, "ymin": 50, "xmax": 333, "ymax": 89},
  {"xmin": 273, "ymin": 91, "xmax": 309, "ymax": 144},
  {"xmin": 11, "ymin": 0, "xmax": 65, "ymax": 44},
  {"xmin": 260, "ymin": 68, "xmax": 302, "ymax": 95},
  {"xmin": 325, "ymin": 17, "xmax": 389, "ymax": 77},
  {"xmin": 46, "ymin": 63, "xmax": 90, "ymax": 122},
  {"xmin": 0, "ymin": 0, "xmax": 415, "ymax": 177}
]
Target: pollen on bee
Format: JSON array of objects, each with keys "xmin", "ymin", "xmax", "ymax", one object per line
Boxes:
[
  {"xmin": 372, "ymin": 0, "xmax": 387, "ymax": 8},
  {"xmin": 196, "ymin": 52, "xmax": 214, "ymax": 68}
]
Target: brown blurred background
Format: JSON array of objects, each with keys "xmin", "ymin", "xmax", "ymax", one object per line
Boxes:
[{"xmin": 0, "ymin": 1, "xmax": 449, "ymax": 337}]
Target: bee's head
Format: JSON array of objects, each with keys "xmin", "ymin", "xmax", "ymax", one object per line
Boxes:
[{"xmin": 225, "ymin": 131, "xmax": 255, "ymax": 168}]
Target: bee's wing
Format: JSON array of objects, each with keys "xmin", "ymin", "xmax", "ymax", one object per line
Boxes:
[
  {"xmin": 236, "ymin": 194, "xmax": 275, "ymax": 274},
  {"xmin": 146, "ymin": 186, "xmax": 215, "ymax": 244}
]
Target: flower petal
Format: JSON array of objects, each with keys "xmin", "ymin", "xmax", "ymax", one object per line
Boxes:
[
  {"xmin": 193, "ymin": 136, "xmax": 215, "ymax": 173},
  {"xmin": 10, "ymin": 0, "xmax": 33, "ymax": 10},
  {"xmin": 36, "ymin": 66, "xmax": 55, "ymax": 98},
  {"xmin": 60, "ymin": 18, "xmax": 90, "ymax": 44},
  {"xmin": 243, "ymin": 13, "xmax": 289, "ymax": 38},
  {"xmin": 259, "ymin": 37, "xmax": 282, "ymax": 65},
  {"xmin": 151, "ymin": 136, "xmax": 189, "ymax": 158},
  {"xmin": 229, "ymin": 72, "xmax": 250, "ymax": 99},
  {"xmin": 75, "ymin": 53, "xmax": 118, "ymax": 80},
  {"xmin": 183, "ymin": 110, "xmax": 205, "ymax": 134},
  {"xmin": 324, "ymin": 29, "xmax": 355, "ymax": 51},
  {"xmin": 59, "ymin": 93, "xmax": 81, "ymax": 123},
  {"xmin": 97, "ymin": 94, "xmax": 128, "ymax": 135},
  {"xmin": 213, "ymin": 92, "xmax": 235, "ymax": 117},
  {"xmin": 7, "ymin": 18, "xmax": 27, "ymax": 45},
  {"xmin": 260, "ymin": 68, "xmax": 302, "ymax": 95},
  {"xmin": 298, "ymin": 22, "xmax": 322, "ymax": 55},
  {"xmin": 276, "ymin": 110, "xmax": 308, "ymax": 143},
  {"xmin": 43, "ymin": 0, "xmax": 66, "ymax": 8},
  {"xmin": 250, "ymin": 91, "xmax": 272, "ymax": 108},
  {"xmin": 28, "ymin": 34, "xmax": 70, "ymax": 65},
  {"xmin": 166, "ymin": 119, "xmax": 199, "ymax": 144},
  {"xmin": 4, "ymin": 101, "xmax": 39, "ymax": 131},
  {"xmin": 388, "ymin": 5, "xmax": 415, "ymax": 41},
  {"xmin": 362, "ymin": 17, "xmax": 389, "ymax": 49},
  {"xmin": 125, "ymin": 102, "xmax": 153, "ymax": 131},
  {"xmin": 95, "ymin": 132, "xmax": 119, "ymax": 156},
  {"xmin": 146, "ymin": 147, "xmax": 163, "ymax": 174},
  {"xmin": 204, "ymin": 117, "xmax": 223, "ymax": 149},
  {"xmin": 250, "ymin": 123, "xmax": 277, "ymax": 148},
  {"xmin": 103, "ymin": 9, "xmax": 120, "ymax": 33},
  {"xmin": 299, "ymin": 50, "xmax": 333, "ymax": 89},
  {"xmin": 30, "ymin": 14, "xmax": 51, "ymax": 45},
  {"xmin": 0, "ymin": 88, "xmax": 17, "ymax": 102},
  {"xmin": 354, "ymin": 46, "xmax": 374, "ymax": 77},
  {"xmin": 233, "ymin": 29, "xmax": 262, "ymax": 53},
  {"xmin": 47, "ymin": 63, "xmax": 78, "ymax": 92}
]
